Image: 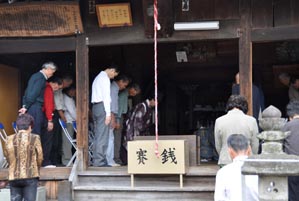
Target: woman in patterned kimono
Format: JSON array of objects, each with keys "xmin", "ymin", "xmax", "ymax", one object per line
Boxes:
[{"xmin": 124, "ymin": 96, "xmax": 156, "ymax": 146}]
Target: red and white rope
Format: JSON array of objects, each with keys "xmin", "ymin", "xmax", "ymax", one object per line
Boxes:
[{"xmin": 153, "ymin": 0, "xmax": 159, "ymax": 157}]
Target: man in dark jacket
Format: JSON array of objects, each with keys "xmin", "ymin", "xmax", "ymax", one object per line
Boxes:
[
  {"xmin": 18, "ymin": 62, "xmax": 57, "ymax": 135},
  {"xmin": 282, "ymin": 100, "xmax": 299, "ymax": 201}
]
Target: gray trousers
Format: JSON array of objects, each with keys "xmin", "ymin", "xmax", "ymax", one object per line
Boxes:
[
  {"xmin": 61, "ymin": 122, "xmax": 74, "ymax": 166},
  {"xmin": 92, "ymin": 103, "xmax": 109, "ymax": 166},
  {"xmin": 114, "ymin": 116, "xmax": 123, "ymax": 164}
]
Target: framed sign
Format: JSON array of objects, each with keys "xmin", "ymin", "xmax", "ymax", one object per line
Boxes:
[{"xmin": 96, "ymin": 3, "xmax": 133, "ymax": 28}]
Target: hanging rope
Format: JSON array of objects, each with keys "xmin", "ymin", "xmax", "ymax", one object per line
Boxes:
[{"xmin": 153, "ymin": 0, "xmax": 159, "ymax": 158}]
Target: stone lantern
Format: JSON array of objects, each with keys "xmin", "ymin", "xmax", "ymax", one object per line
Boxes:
[{"xmin": 242, "ymin": 105, "xmax": 299, "ymax": 201}]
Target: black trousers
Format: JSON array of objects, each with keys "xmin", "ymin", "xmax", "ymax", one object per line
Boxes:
[
  {"xmin": 41, "ymin": 115, "xmax": 54, "ymax": 166},
  {"xmin": 27, "ymin": 104, "xmax": 43, "ymax": 135},
  {"xmin": 289, "ymin": 176, "xmax": 299, "ymax": 201},
  {"xmin": 50, "ymin": 110, "xmax": 62, "ymax": 165},
  {"xmin": 10, "ymin": 178, "xmax": 38, "ymax": 201}
]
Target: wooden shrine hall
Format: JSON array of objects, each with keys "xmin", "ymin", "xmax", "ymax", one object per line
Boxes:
[{"xmin": 1, "ymin": 0, "xmax": 299, "ymax": 200}]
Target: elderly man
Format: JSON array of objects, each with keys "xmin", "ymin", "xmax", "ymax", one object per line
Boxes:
[
  {"xmin": 214, "ymin": 134, "xmax": 258, "ymax": 201},
  {"xmin": 214, "ymin": 95, "xmax": 259, "ymax": 166},
  {"xmin": 19, "ymin": 61, "xmax": 57, "ymax": 135}
]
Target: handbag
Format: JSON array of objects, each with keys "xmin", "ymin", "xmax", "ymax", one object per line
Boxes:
[{"xmin": 0, "ymin": 180, "xmax": 8, "ymax": 189}]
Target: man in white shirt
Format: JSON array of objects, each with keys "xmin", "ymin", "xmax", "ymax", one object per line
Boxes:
[
  {"xmin": 52, "ymin": 74, "xmax": 73, "ymax": 165},
  {"xmin": 91, "ymin": 65, "xmax": 119, "ymax": 167},
  {"xmin": 214, "ymin": 134, "xmax": 258, "ymax": 201}
]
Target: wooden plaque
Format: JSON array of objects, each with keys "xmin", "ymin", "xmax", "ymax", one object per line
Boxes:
[
  {"xmin": 0, "ymin": 2, "xmax": 83, "ymax": 37},
  {"xmin": 96, "ymin": 3, "xmax": 133, "ymax": 28}
]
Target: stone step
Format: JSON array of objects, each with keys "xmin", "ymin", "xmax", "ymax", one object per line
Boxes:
[
  {"xmin": 73, "ymin": 165, "xmax": 217, "ymax": 201},
  {"xmin": 74, "ymin": 189, "xmax": 214, "ymax": 201},
  {"xmin": 73, "ymin": 183, "xmax": 215, "ymax": 201},
  {"xmin": 77, "ymin": 174, "xmax": 215, "ymax": 187},
  {"xmin": 76, "ymin": 165, "xmax": 217, "ymax": 187},
  {"xmin": 74, "ymin": 181, "xmax": 215, "ymax": 191}
]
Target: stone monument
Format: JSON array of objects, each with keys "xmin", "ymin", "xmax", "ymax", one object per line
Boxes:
[{"xmin": 242, "ymin": 105, "xmax": 299, "ymax": 201}]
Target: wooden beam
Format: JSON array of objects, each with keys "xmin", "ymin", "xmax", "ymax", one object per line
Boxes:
[
  {"xmin": 76, "ymin": 34, "xmax": 89, "ymax": 171},
  {"xmin": 0, "ymin": 37, "xmax": 76, "ymax": 54},
  {"xmin": 251, "ymin": 26, "xmax": 299, "ymax": 42},
  {"xmin": 239, "ymin": 0, "xmax": 253, "ymax": 116},
  {"xmin": 87, "ymin": 20, "xmax": 240, "ymax": 46}
]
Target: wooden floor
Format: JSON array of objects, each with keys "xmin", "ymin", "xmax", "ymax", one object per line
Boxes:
[
  {"xmin": 0, "ymin": 163, "xmax": 218, "ymax": 179},
  {"xmin": 0, "ymin": 167, "xmax": 71, "ymax": 180}
]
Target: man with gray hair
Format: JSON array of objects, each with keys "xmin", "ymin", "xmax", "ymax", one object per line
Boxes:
[
  {"xmin": 19, "ymin": 61, "xmax": 57, "ymax": 135},
  {"xmin": 282, "ymin": 100, "xmax": 299, "ymax": 200},
  {"xmin": 214, "ymin": 134, "xmax": 258, "ymax": 201}
]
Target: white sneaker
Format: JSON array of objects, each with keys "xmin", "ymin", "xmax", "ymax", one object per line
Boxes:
[
  {"xmin": 109, "ymin": 163, "xmax": 120, "ymax": 167},
  {"xmin": 44, "ymin": 165, "xmax": 56, "ymax": 168}
]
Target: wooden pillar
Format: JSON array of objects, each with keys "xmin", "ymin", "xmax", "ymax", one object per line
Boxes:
[
  {"xmin": 239, "ymin": 0, "xmax": 253, "ymax": 116},
  {"xmin": 76, "ymin": 34, "xmax": 89, "ymax": 170}
]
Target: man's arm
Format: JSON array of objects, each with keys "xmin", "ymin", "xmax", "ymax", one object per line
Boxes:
[
  {"xmin": 55, "ymin": 90, "xmax": 67, "ymax": 122},
  {"xmin": 250, "ymin": 120, "xmax": 259, "ymax": 154},
  {"xmin": 23, "ymin": 75, "xmax": 45, "ymax": 110},
  {"xmin": 20, "ymin": 75, "xmax": 45, "ymax": 113},
  {"xmin": 63, "ymin": 95, "xmax": 76, "ymax": 120},
  {"xmin": 102, "ymin": 78, "xmax": 111, "ymax": 125},
  {"xmin": 43, "ymin": 86, "xmax": 54, "ymax": 131},
  {"xmin": 214, "ymin": 170, "xmax": 227, "ymax": 201},
  {"xmin": 214, "ymin": 119, "xmax": 222, "ymax": 154}
]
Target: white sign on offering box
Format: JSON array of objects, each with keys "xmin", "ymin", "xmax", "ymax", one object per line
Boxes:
[{"xmin": 128, "ymin": 140, "xmax": 189, "ymax": 188}]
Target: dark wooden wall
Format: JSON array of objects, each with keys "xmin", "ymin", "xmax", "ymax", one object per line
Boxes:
[
  {"xmin": 252, "ymin": 0, "xmax": 299, "ymax": 28},
  {"xmin": 174, "ymin": 0, "xmax": 239, "ymax": 21}
]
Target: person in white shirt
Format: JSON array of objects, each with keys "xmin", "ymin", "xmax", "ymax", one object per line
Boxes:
[
  {"xmin": 61, "ymin": 85, "xmax": 76, "ymax": 166},
  {"xmin": 214, "ymin": 134, "xmax": 258, "ymax": 201},
  {"xmin": 52, "ymin": 74, "xmax": 73, "ymax": 165},
  {"xmin": 91, "ymin": 65, "xmax": 119, "ymax": 167}
]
